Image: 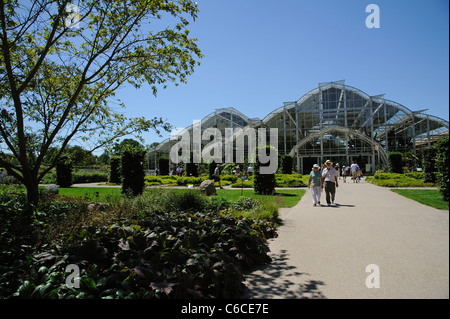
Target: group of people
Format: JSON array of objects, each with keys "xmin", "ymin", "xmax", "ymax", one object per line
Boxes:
[
  {"xmin": 341, "ymin": 161, "xmax": 362, "ymax": 183},
  {"xmin": 307, "ymin": 160, "xmax": 361, "ymax": 207},
  {"xmin": 213, "ymin": 164, "xmax": 253, "ymax": 189}
]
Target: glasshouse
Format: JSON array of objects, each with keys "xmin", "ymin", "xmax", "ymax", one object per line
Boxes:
[{"xmin": 149, "ymin": 80, "xmax": 449, "ymax": 174}]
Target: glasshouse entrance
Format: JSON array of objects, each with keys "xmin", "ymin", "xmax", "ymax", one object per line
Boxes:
[{"xmin": 290, "ymin": 126, "xmax": 387, "ymax": 175}]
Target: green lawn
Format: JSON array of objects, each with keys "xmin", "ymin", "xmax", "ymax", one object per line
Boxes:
[
  {"xmin": 58, "ymin": 187, "xmax": 305, "ymax": 208},
  {"xmin": 173, "ymin": 188, "xmax": 305, "ymax": 208},
  {"xmin": 58, "ymin": 187, "xmax": 122, "ymax": 202},
  {"xmin": 218, "ymin": 189, "xmax": 305, "ymax": 208},
  {"xmin": 391, "ymin": 189, "xmax": 449, "ymax": 210}
]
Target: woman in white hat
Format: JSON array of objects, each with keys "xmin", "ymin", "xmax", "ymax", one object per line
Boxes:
[{"xmin": 308, "ymin": 164, "xmax": 322, "ymax": 207}]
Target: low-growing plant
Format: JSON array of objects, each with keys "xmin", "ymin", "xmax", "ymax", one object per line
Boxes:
[
  {"xmin": 231, "ymin": 180, "xmax": 253, "ymax": 188},
  {"xmin": 206, "ymin": 196, "xmax": 231, "ymax": 213},
  {"xmin": 6, "ymin": 209, "xmax": 275, "ymax": 299},
  {"xmin": 0, "ymin": 185, "xmax": 282, "ymax": 300},
  {"xmin": 230, "ymin": 197, "xmax": 261, "ymax": 211},
  {"xmin": 275, "ymin": 174, "xmax": 307, "ymax": 187},
  {"xmin": 366, "ymin": 172, "xmax": 434, "ymax": 187}
]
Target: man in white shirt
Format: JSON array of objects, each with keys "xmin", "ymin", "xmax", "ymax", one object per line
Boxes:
[
  {"xmin": 350, "ymin": 161, "xmax": 360, "ymax": 183},
  {"xmin": 321, "ymin": 160, "xmax": 339, "ymax": 206}
]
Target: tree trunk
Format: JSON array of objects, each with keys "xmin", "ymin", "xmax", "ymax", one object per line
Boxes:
[{"xmin": 24, "ymin": 174, "xmax": 40, "ymax": 208}]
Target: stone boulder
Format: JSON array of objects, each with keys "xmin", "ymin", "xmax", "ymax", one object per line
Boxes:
[
  {"xmin": 44, "ymin": 184, "xmax": 59, "ymax": 195},
  {"xmin": 199, "ymin": 180, "xmax": 216, "ymax": 196}
]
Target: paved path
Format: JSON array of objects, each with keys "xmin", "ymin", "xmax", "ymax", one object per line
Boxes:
[{"xmin": 242, "ymin": 179, "xmax": 449, "ymax": 299}]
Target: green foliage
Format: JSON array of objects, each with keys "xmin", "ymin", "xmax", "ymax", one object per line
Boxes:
[
  {"xmin": 220, "ymin": 174, "xmax": 239, "ymax": 183},
  {"xmin": 366, "ymin": 172, "xmax": 434, "ymax": 187},
  {"xmin": 72, "ymin": 172, "xmax": 108, "ymax": 184},
  {"xmin": 421, "ymin": 147, "xmax": 437, "ymax": 183},
  {"xmin": 65, "ymin": 146, "xmax": 96, "ymax": 167},
  {"xmin": 174, "ymin": 189, "xmax": 207, "ymax": 212},
  {"xmin": 372, "ymin": 172, "xmax": 424, "ymax": 180},
  {"xmin": 391, "ymin": 189, "xmax": 449, "ymax": 210},
  {"xmin": 275, "ymin": 174, "xmax": 307, "ymax": 187},
  {"xmin": 176, "ymin": 176, "xmax": 204, "ymax": 186},
  {"xmin": 0, "ymin": 183, "xmax": 305, "ymax": 299},
  {"xmin": 0, "ymin": 0, "xmax": 202, "ymax": 205},
  {"xmin": 158, "ymin": 157, "xmax": 170, "ymax": 176},
  {"xmin": 144, "ymin": 174, "xmax": 239, "ymax": 187},
  {"xmin": 184, "ymin": 151, "xmax": 198, "ymax": 177},
  {"xmin": 121, "ymin": 148, "xmax": 145, "ymax": 196},
  {"xmin": 230, "ymin": 197, "xmax": 261, "ymax": 211},
  {"xmin": 205, "ymin": 196, "xmax": 231, "ymax": 212},
  {"xmin": 231, "ymin": 180, "xmax": 254, "ymax": 188},
  {"xmin": 435, "ymin": 137, "xmax": 449, "ymax": 201},
  {"xmin": 185, "ymin": 162, "xmax": 198, "ymax": 177},
  {"xmin": 388, "ymin": 152, "xmax": 404, "ymax": 174},
  {"xmin": 0, "ymin": 187, "xmax": 275, "ymax": 299},
  {"xmin": 280, "ymin": 155, "xmax": 293, "ymax": 174},
  {"xmin": 109, "ymin": 156, "xmax": 122, "ymax": 184},
  {"xmin": 253, "ymin": 146, "xmax": 277, "ymax": 195},
  {"xmin": 56, "ymin": 156, "xmax": 72, "ymax": 187}
]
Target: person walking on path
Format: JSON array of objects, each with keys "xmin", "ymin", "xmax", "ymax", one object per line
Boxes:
[
  {"xmin": 321, "ymin": 160, "xmax": 339, "ymax": 206},
  {"xmin": 350, "ymin": 161, "xmax": 360, "ymax": 183},
  {"xmin": 342, "ymin": 165, "xmax": 348, "ymax": 183},
  {"xmin": 214, "ymin": 164, "xmax": 224, "ymax": 189},
  {"xmin": 308, "ymin": 164, "xmax": 322, "ymax": 207}
]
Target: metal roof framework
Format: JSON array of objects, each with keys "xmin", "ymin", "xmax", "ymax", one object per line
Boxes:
[{"xmin": 149, "ymin": 81, "xmax": 449, "ymax": 173}]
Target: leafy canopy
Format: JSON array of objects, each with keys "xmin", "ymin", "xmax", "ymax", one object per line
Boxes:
[{"xmin": 0, "ymin": 0, "xmax": 202, "ymax": 189}]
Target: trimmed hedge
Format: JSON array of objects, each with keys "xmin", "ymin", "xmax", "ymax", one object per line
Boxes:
[
  {"xmin": 109, "ymin": 156, "xmax": 122, "ymax": 184},
  {"xmin": 388, "ymin": 152, "xmax": 403, "ymax": 174},
  {"xmin": 366, "ymin": 172, "xmax": 434, "ymax": 187},
  {"xmin": 72, "ymin": 172, "xmax": 108, "ymax": 184},
  {"xmin": 253, "ymin": 146, "xmax": 277, "ymax": 195},
  {"xmin": 158, "ymin": 157, "xmax": 170, "ymax": 176},
  {"xmin": 122, "ymin": 148, "xmax": 145, "ymax": 196},
  {"xmin": 435, "ymin": 137, "xmax": 449, "ymax": 201},
  {"xmin": 280, "ymin": 155, "xmax": 293, "ymax": 174},
  {"xmin": 56, "ymin": 156, "xmax": 72, "ymax": 187},
  {"xmin": 421, "ymin": 147, "xmax": 437, "ymax": 183}
]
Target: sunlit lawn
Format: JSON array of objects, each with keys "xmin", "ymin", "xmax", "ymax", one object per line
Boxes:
[
  {"xmin": 58, "ymin": 186, "xmax": 305, "ymax": 208},
  {"xmin": 391, "ymin": 189, "xmax": 449, "ymax": 210}
]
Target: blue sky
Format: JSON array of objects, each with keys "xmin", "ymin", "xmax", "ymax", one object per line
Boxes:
[{"xmin": 113, "ymin": 0, "xmax": 449, "ymax": 149}]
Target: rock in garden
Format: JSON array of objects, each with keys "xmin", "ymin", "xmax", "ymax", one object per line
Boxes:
[
  {"xmin": 44, "ymin": 184, "xmax": 59, "ymax": 195},
  {"xmin": 199, "ymin": 180, "xmax": 216, "ymax": 196}
]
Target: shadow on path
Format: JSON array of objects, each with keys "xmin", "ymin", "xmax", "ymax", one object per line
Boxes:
[{"xmin": 241, "ymin": 250, "xmax": 326, "ymax": 299}]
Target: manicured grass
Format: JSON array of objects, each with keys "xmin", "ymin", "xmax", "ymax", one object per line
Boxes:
[
  {"xmin": 173, "ymin": 188, "xmax": 305, "ymax": 208},
  {"xmin": 391, "ymin": 189, "xmax": 449, "ymax": 210},
  {"xmin": 366, "ymin": 172, "xmax": 435, "ymax": 187},
  {"xmin": 218, "ymin": 189, "xmax": 305, "ymax": 208},
  {"xmin": 58, "ymin": 187, "xmax": 306, "ymax": 208},
  {"xmin": 58, "ymin": 187, "xmax": 122, "ymax": 202}
]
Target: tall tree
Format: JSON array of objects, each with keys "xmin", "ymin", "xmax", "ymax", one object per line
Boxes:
[{"xmin": 0, "ymin": 0, "xmax": 202, "ymax": 206}]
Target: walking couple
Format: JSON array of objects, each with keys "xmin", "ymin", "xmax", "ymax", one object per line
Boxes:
[{"xmin": 308, "ymin": 160, "xmax": 339, "ymax": 207}]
